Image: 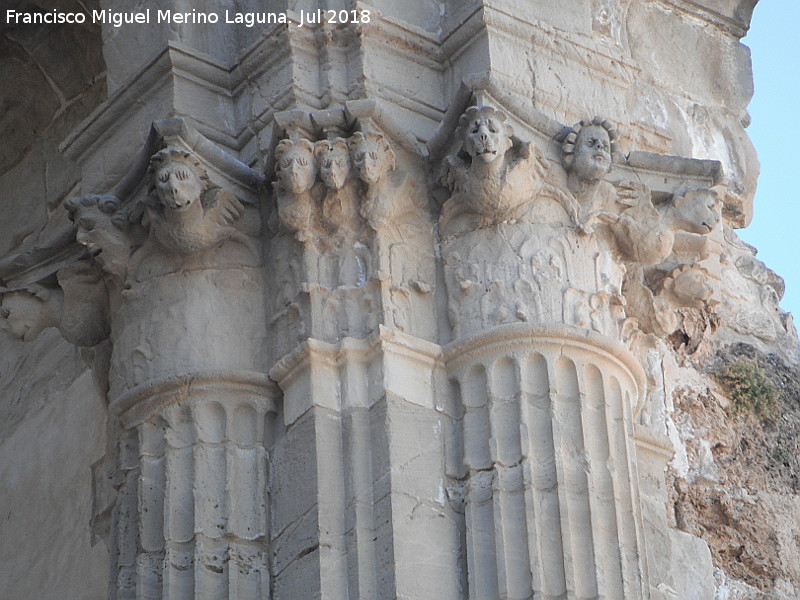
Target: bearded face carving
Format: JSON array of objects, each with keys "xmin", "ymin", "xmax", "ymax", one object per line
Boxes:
[
  {"xmin": 562, "ymin": 117, "xmax": 618, "ymax": 187},
  {"xmin": 140, "ymin": 148, "xmax": 247, "ymax": 256},
  {"xmin": 572, "ymin": 125, "xmax": 612, "ymax": 182},
  {"xmin": 276, "ymin": 140, "xmax": 316, "ymax": 194}
]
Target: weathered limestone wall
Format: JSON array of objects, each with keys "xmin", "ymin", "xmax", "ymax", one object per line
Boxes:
[{"xmin": 2, "ymin": 1, "xmax": 798, "ymax": 599}]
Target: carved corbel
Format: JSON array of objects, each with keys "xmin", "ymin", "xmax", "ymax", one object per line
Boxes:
[
  {"xmin": 0, "ymin": 268, "xmax": 111, "ymax": 347},
  {"xmin": 273, "ymin": 138, "xmax": 318, "ymax": 241},
  {"xmin": 440, "ymin": 105, "xmax": 548, "ymax": 235},
  {"xmin": 349, "ymin": 131, "xmax": 398, "ymax": 230},
  {"xmin": 316, "ymin": 137, "xmax": 351, "ymax": 192},
  {"xmin": 561, "ymin": 118, "xmax": 724, "ymax": 270},
  {"xmin": 139, "ymin": 148, "xmax": 249, "ymax": 256},
  {"xmin": 0, "ymin": 192, "xmax": 122, "ymax": 347}
]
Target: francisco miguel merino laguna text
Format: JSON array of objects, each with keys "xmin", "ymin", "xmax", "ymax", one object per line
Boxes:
[{"xmin": 5, "ymin": 8, "xmax": 372, "ymax": 28}]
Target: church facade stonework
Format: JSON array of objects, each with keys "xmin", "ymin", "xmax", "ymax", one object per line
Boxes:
[{"xmin": 1, "ymin": 1, "xmax": 799, "ymax": 599}]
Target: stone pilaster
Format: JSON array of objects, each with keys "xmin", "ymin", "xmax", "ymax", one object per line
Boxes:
[{"xmin": 269, "ymin": 328, "xmax": 460, "ymax": 600}]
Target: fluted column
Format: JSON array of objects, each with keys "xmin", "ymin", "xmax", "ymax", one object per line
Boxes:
[
  {"xmin": 62, "ymin": 140, "xmax": 273, "ymax": 600},
  {"xmin": 444, "ymin": 324, "xmax": 647, "ymax": 600},
  {"xmin": 110, "ymin": 372, "xmax": 277, "ymax": 600}
]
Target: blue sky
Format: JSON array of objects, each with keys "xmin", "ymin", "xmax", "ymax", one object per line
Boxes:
[{"xmin": 740, "ymin": 1, "xmax": 800, "ymax": 320}]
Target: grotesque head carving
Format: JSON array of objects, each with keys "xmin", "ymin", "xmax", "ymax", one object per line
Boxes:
[
  {"xmin": 672, "ymin": 188, "xmax": 721, "ymax": 234},
  {"xmin": 458, "ymin": 106, "xmax": 514, "ymax": 165},
  {"xmin": 65, "ymin": 194, "xmax": 130, "ymax": 278},
  {"xmin": 149, "ymin": 148, "xmax": 208, "ymax": 212},
  {"xmin": 275, "ymin": 139, "xmax": 317, "ymax": 194},
  {"xmin": 349, "ymin": 132, "xmax": 395, "ymax": 185},
  {"xmin": 315, "ymin": 138, "xmax": 351, "ymax": 190},
  {"xmin": 562, "ymin": 117, "xmax": 618, "ymax": 184},
  {"xmin": 0, "ymin": 285, "xmax": 62, "ymax": 342}
]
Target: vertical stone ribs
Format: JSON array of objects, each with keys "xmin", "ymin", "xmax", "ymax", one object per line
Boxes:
[
  {"xmin": 111, "ymin": 375, "xmax": 276, "ymax": 600},
  {"xmin": 446, "ymin": 329, "xmax": 645, "ymax": 600}
]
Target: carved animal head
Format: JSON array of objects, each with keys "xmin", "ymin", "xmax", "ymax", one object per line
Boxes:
[
  {"xmin": 315, "ymin": 138, "xmax": 350, "ymax": 190},
  {"xmin": 671, "ymin": 188, "xmax": 721, "ymax": 234},
  {"xmin": 458, "ymin": 106, "xmax": 513, "ymax": 164},
  {"xmin": 0, "ymin": 285, "xmax": 61, "ymax": 342},
  {"xmin": 149, "ymin": 148, "xmax": 208, "ymax": 213},
  {"xmin": 349, "ymin": 131, "xmax": 395, "ymax": 185},
  {"xmin": 562, "ymin": 117, "xmax": 618, "ymax": 183},
  {"xmin": 275, "ymin": 139, "xmax": 317, "ymax": 194},
  {"xmin": 65, "ymin": 194, "xmax": 129, "ymax": 278}
]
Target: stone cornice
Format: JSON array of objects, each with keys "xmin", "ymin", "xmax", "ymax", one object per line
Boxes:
[{"xmin": 61, "ymin": 43, "xmax": 243, "ymax": 162}]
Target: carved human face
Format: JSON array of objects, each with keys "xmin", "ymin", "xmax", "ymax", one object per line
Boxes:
[
  {"xmin": 277, "ymin": 144, "xmax": 316, "ymax": 194},
  {"xmin": 464, "ymin": 116, "xmax": 512, "ymax": 164},
  {"xmin": 319, "ymin": 145, "xmax": 350, "ymax": 190},
  {"xmin": 352, "ymin": 139, "xmax": 388, "ymax": 185},
  {"xmin": 154, "ymin": 159, "xmax": 203, "ymax": 211},
  {"xmin": 571, "ymin": 125, "xmax": 612, "ymax": 182},
  {"xmin": 0, "ymin": 292, "xmax": 50, "ymax": 341},
  {"xmin": 73, "ymin": 205, "xmax": 129, "ymax": 278}
]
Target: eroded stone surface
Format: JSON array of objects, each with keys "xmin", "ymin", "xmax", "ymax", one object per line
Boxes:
[{"xmin": 0, "ymin": 2, "xmax": 797, "ymax": 599}]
